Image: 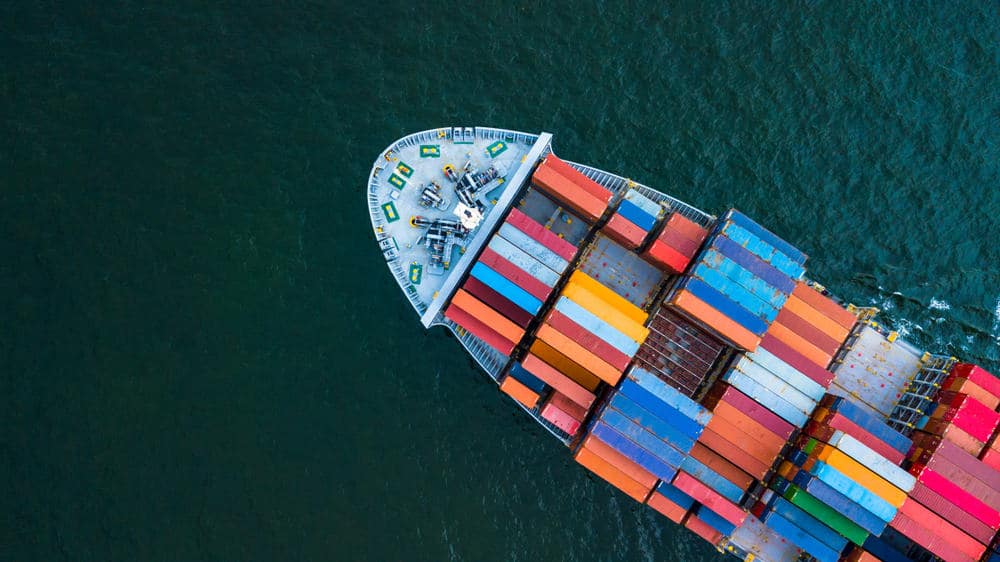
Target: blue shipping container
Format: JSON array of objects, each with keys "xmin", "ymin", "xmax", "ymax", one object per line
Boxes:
[
  {"xmin": 792, "ymin": 470, "xmax": 887, "ymax": 535},
  {"xmin": 722, "ymin": 369, "xmax": 809, "ymax": 427},
  {"xmin": 616, "ymin": 199, "xmax": 657, "ymax": 231},
  {"xmin": 695, "ymin": 504, "xmax": 737, "ymax": 536},
  {"xmin": 609, "ymin": 394, "xmax": 696, "ymax": 452},
  {"xmin": 590, "ymin": 422, "xmax": 678, "ymax": 482},
  {"xmin": 712, "ymin": 234, "xmax": 795, "ymax": 294},
  {"xmin": 702, "ymin": 249, "xmax": 790, "ymax": 309},
  {"xmin": 727, "ymin": 210, "xmax": 807, "ymax": 266},
  {"xmin": 470, "ymin": 263, "xmax": 543, "ymax": 314},
  {"xmin": 628, "ymin": 367, "xmax": 712, "ymax": 425},
  {"xmin": 810, "ymin": 461, "xmax": 897, "ymax": 523},
  {"xmin": 616, "ymin": 380, "xmax": 704, "ymax": 440},
  {"xmin": 761, "ymin": 511, "xmax": 839, "ymax": 562},
  {"xmin": 825, "ymin": 396, "xmax": 911, "ymax": 455},
  {"xmin": 720, "ymin": 221, "xmax": 806, "ymax": 280},
  {"xmin": 680, "ymin": 277, "xmax": 769, "ymax": 336},
  {"xmin": 770, "ymin": 497, "xmax": 849, "ymax": 553},
  {"xmin": 655, "ymin": 480, "xmax": 695, "ymax": 510},
  {"xmin": 860, "ymin": 534, "xmax": 911, "ymax": 562},
  {"xmin": 507, "ymin": 363, "xmax": 548, "ymax": 394},
  {"xmin": 692, "ymin": 263, "xmax": 780, "ymax": 322},
  {"xmin": 599, "ymin": 409, "xmax": 686, "ymax": 468},
  {"xmin": 679, "ymin": 456, "xmax": 745, "ymax": 504},
  {"xmin": 554, "ymin": 297, "xmax": 640, "ymax": 357}
]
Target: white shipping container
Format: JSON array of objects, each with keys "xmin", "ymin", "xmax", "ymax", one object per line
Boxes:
[
  {"xmin": 745, "ymin": 348, "xmax": 825, "ymax": 401},
  {"xmin": 497, "ymin": 223, "xmax": 569, "ymax": 274},
  {"xmin": 487, "ymin": 235, "xmax": 559, "ymax": 286},
  {"xmin": 735, "ymin": 357, "xmax": 816, "ymax": 416},
  {"xmin": 828, "ymin": 431, "xmax": 916, "ymax": 492}
]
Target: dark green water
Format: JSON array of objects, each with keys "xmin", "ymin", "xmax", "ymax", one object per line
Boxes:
[{"xmin": 3, "ymin": 2, "xmax": 999, "ymax": 561}]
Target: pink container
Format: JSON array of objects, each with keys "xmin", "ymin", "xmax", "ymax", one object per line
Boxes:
[
  {"xmin": 914, "ymin": 467, "xmax": 1000, "ymax": 529},
  {"xmin": 895, "ymin": 498, "xmax": 986, "ymax": 559},
  {"xmin": 504, "ymin": 207, "xmax": 577, "ymax": 261},
  {"xmin": 950, "ymin": 363, "xmax": 1000, "ymax": 400},
  {"xmin": 909, "ymin": 481, "xmax": 995, "ymax": 544},
  {"xmin": 825, "ymin": 412, "xmax": 905, "ymax": 464},
  {"xmin": 540, "ymin": 402, "xmax": 581, "ymax": 435},
  {"xmin": 671, "ymin": 471, "xmax": 747, "ymax": 527},
  {"xmin": 889, "ymin": 511, "xmax": 979, "ymax": 562}
]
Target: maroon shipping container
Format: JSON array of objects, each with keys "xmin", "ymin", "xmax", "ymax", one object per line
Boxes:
[
  {"xmin": 634, "ymin": 307, "xmax": 726, "ymax": 397},
  {"xmin": 504, "ymin": 207, "xmax": 577, "ymax": 261},
  {"xmin": 923, "ymin": 438, "xmax": 1000, "ymax": 490},
  {"xmin": 935, "ymin": 393, "xmax": 1000, "ymax": 443},
  {"xmin": 462, "ymin": 277, "xmax": 533, "ymax": 328},
  {"xmin": 891, "ymin": 503, "xmax": 984, "ymax": 562},
  {"xmin": 544, "ymin": 309, "xmax": 631, "ymax": 372},
  {"xmin": 820, "ymin": 412, "xmax": 905, "ymax": 465},
  {"xmin": 773, "ymin": 308, "xmax": 841, "ymax": 356},
  {"xmin": 656, "ymin": 225, "xmax": 701, "ymax": 257},
  {"xmin": 759, "ymin": 333, "xmax": 835, "ymax": 387},
  {"xmin": 922, "ymin": 450, "xmax": 1000, "ymax": 510},
  {"xmin": 705, "ymin": 383, "xmax": 794, "ymax": 439},
  {"xmin": 477, "ymin": 247, "xmax": 552, "ymax": 302},
  {"xmin": 890, "ymin": 511, "xmax": 978, "ymax": 562},
  {"xmin": 909, "ymin": 481, "xmax": 995, "ymax": 544},
  {"xmin": 443, "ymin": 304, "xmax": 516, "ymax": 355}
]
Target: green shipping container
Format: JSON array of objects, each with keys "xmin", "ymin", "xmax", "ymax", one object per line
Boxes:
[{"xmin": 783, "ymin": 485, "xmax": 869, "ymax": 546}]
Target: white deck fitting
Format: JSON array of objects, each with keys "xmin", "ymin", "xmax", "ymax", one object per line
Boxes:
[{"xmin": 828, "ymin": 325, "xmax": 923, "ymax": 419}]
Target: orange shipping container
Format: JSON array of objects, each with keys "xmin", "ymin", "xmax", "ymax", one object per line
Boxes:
[
  {"xmin": 705, "ymin": 414, "xmax": 782, "ymax": 468},
  {"xmin": 499, "ymin": 376, "xmax": 539, "ymax": 409},
  {"xmin": 774, "ymin": 307, "xmax": 843, "ymax": 356},
  {"xmin": 542, "ymin": 154, "xmax": 614, "ymax": 203},
  {"xmin": 521, "ymin": 353, "xmax": 596, "ymax": 408},
  {"xmin": 451, "ymin": 289, "xmax": 525, "ymax": 344},
  {"xmin": 562, "ymin": 283, "xmax": 649, "ymax": 343},
  {"xmin": 573, "ymin": 447, "xmax": 653, "ymax": 502},
  {"xmin": 689, "ymin": 442, "xmax": 755, "ymax": 490},
  {"xmin": 980, "ymin": 447, "xmax": 1000, "ymax": 472},
  {"xmin": 710, "ymin": 400, "xmax": 787, "ymax": 451},
  {"xmin": 568, "ymin": 270, "xmax": 647, "ymax": 324},
  {"xmin": 603, "ymin": 213, "xmax": 646, "ymax": 249},
  {"xmin": 671, "ymin": 290, "xmax": 760, "ymax": 351},
  {"xmin": 792, "ymin": 282, "xmax": 858, "ymax": 330},
  {"xmin": 697, "ymin": 426, "xmax": 771, "ymax": 479},
  {"xmin": 646, "ymin": 492, "xmax": 689, "ymax": 523},
  {"xmin": 782, "ymin": 294, "xmax": 851, "ymax": 343},
  {"xmin": 765, "ymin": 321, "xmax": 832, "ymax": 368},
  {"xmin": 581, "ymin": 435, "xmax": 658, "ymax": 488},
  {"xmin": 531, "ymin": 164, "xmax": 607, "ymax": 221},
  {"xmin": 529, "ymin": 340, "xmax": 602, "ymax": 392},
  {"xmin": 536, "ymin": 324, "xmax": 623, "ymax": 385},
  {"xmin": 816, "ymin": 446, "xmax": 906, "ymax": 507},
  {"xmin": 684, "ymin": 513, "xmax": 723, "ymax": 545}
]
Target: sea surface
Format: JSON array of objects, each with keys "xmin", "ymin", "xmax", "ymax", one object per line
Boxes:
[{"xmin": 3, "ymin": 2, "xmax": 999, "ymax": 561}]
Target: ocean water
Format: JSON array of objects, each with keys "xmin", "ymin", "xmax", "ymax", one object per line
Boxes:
[{"xmin": 3, "ymin": 2, "xmax": 998, "ymax": 561}]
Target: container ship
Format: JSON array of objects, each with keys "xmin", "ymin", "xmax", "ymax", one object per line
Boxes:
[{"xmin": 367, "ymin": 128, "xmax": 1000, "ymax": 562}]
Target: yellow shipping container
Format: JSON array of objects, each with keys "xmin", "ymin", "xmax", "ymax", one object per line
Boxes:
[
  {"xmin": 567, "ymin": 270, "xmax": 648, "ymax": 324},
  {"xmin": 817, "ymin": 446, "xmax": 906, "ymax": 507},
  {"xmin": 562, "ymin": 283, "xmax": 649, "ymax": 343}
]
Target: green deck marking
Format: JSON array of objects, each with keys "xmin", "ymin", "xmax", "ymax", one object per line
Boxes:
[
  {"xmin": 486, "ymin": 140, "xmax": 508, "ymax": 157},
  {"xmin": 388, "ymin": 173, "xmax": 406, "ymax": 189},
  {"xmin": 419, "ymin": 145, "xmax": 441, "ymax": 158},
  {"xmin": 395, "ymin": 162, "xmax": 413, "ymax": 177},
  {"xmin": 381, "ymin": 201, "xmax": 400, "ymax": 223},
  {"xmin": 409, "ymin": 263, "xmax": 423, "ymax": 285}
]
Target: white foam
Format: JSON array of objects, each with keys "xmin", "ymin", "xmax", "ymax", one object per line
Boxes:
[{"xmin": 929, "ymin": 298, "xmax": 951, "ymax": 311}]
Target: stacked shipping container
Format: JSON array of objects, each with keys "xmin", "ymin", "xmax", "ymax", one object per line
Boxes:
[
  {"xmin": 642, "ymin": 212, "xmax": 709, "ymax": 275},
  {"xmin": 602, "ymin": 189, "xmax": 662, "ymax": 250},
  {"xmin": 633, "ymin": 306, "xmax": 727, "ymax": 397},
  {"xmin": 667, "ymin": 210, "xmax": 806, "ymax": 351},
  {"xmin": 531, "ymin": 154, "xmax": 613, "ymax": 222}
]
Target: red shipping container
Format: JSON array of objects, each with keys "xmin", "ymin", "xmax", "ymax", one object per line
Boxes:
[
  {"xmin": 923, "ymin": 438, "xmax": 1000, "ymax": 490},
  {"xmin": 672, "ymin": 471, "xmax": 747, "ymax": 527},
  {"xmin": 646, "ymin": 491, "xmax": 688, "ymax": 523},
  {"xmin": 759, "ymin": 333, "xmax": 835, "ymax": 387},
  {"xmin": 581, "ymin": 435, "xmax": 658, "ymax": 489},
  {"xmin": 520, "ymin": 354, "xmax": 596, "ymax": 409},
  {"xmin": 683, "ymin": 513, "xmax": 723, "ymax": 546},
  {"xmin": 544, "ymin": 310, "xmax": 631, "ymax": 372},
  {"xmin": 934, "ymin": 393, "xmax": 1000, "ymax": 443},
  {"xmin": 913, "ymin": 467, "xmax": 1000, "ymax": 528},
  {"xmin": 662, "ymin": 213, "xmax": 708, "ymax": 244},
  {"xmin": 950, "ymin": 363, "xmax": 1000, "ymax": 400},
  {"xmin": 656, "ymin": 224, "xmax": 701, "ymax": 256},
  {"xmin": 981, "ymin": 447, "xmax": 1000, "ymax": 471},
  {"xmin": 541, "ymin": 154, "xmax": 613, "ymax": 203},
  {"xmin": 477, "ymin": 247, "xmax": 552, "ymax": 302},
  {"xmin": 945, "ymin": 377, "xmax": 1000, "ymax": 410},
  {"xmin": 893, "ymin": 498, "xmax": 985, "ymax": 560},
  {"xmin": 922, "ymin": 419, "xmax": 986, "ymax": 456},
  {"xmin": 921, "ymin": 452, "xmax": 1000, "ymax": 509},
  {"xmin": 791, "ymin": 282, "xmax": 858, "ymax": 331},
  {"xmin": 462, "ymin": 277, "xmax": 533, "ymax": 328},
  {"xmin": 602, "ymin": 213, "xmax": 647, "ymax": 250},
  {"xmin": 773, "ymin": 308, "xmax": 841, "ymax": 356},
  {"xmin": 545, "ymin": 391, "xmax": 587, "ymax": 422},
  {"xmin": 504, "ymin": 207, "xmax": 577, "ymax": 261},
  {"xmin": 909, "ymin": 481, "xmax": 995, "ymax": 544},
  {"xmin": 890, "ymin": 512, "xmax": 979, "ymax": 562},
  {"xmin": 444, "ymin": 303, "xmax": 516, "ymax": 354},
  {"xmin": 813, "ymin": 412, "xmax": 905, "ymax": 465},
  {"xmin": 541, "ymin": 402, "xmax": 581, "ymax": 435},
  {"xmin": 708, "ymin": 383, "xmax": 795, "ymax": 439},
  {"xmin": 532, "ymin": 164, "xmax": 607, "ymax": 222},
  {"xmin": 643, "ymin": 239, "xmax": 691, "ymax": 274}
]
